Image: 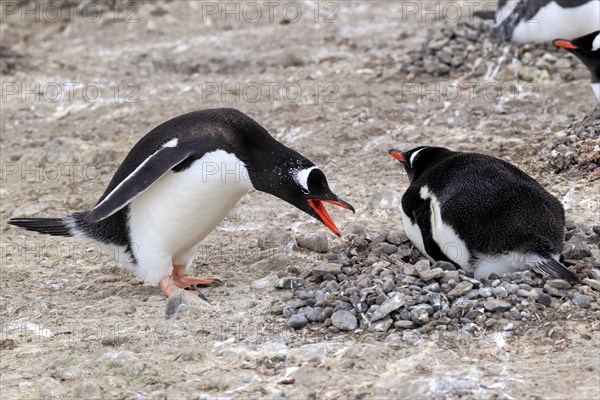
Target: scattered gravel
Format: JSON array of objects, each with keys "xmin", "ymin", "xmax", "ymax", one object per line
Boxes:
[
  {"xmin": 398, "ymin": 20, "xmax": 582, "ymax": 80},
  {"xmin": 544, "ymin": 107, "xmax": 600, "ymax": 178},
  {"xmin": 276, "ymin": 222, "xmax": 600, "ymax": 335}
]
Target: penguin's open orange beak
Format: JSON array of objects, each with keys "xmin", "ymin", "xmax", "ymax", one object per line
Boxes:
[
  {"xmin": 389, "ymin": 149, "xmax": 405, "ymax": 163},
  {"xmin": 308, "ymin": 199, "xmax": 354, "ymax": 237},
  {"xmin": 554, "ymin": 39, "xmax": 578, "ymax": 50}
]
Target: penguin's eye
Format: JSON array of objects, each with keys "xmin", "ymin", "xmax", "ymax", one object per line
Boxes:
[{"xmin": 301, "ymin": 188, "xmax": 310, "ymax": 195}]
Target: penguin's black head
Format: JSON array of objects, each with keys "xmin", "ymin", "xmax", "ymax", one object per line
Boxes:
[
  {"xmin": 388, "ymin": 146, "xmax": 452, "ymax": 181},
  {"xmin": 554, "ymin": 31, "xmax": 600, "ymax": 84},
  {"xmin": 249, "ymin": 157, "xmax": 354, "ymax": 237}
]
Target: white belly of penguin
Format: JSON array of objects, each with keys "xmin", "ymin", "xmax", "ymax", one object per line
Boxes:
[
  {"xmin": 128, "ymin": 150, "xmax": 253, "ymax": 283},
  {"xmin": 510, "ymin": 1, "xmax": 600, "ymax": 43}
]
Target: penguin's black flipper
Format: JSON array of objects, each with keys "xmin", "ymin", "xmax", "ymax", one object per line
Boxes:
[
  {"xmin": 8, "ymin": 218, "xmax": 71, "ymax": 237},
  {"xmin": 85, "ymin": 147, "xmax": 194, "ymax": 223},
  {"xmin": 473, "ymin": 10, "xmax": 496, "ymax": 20},
  {"xmin": 533, "ymin": 258, "xmax": 580, "ymax": 284}
]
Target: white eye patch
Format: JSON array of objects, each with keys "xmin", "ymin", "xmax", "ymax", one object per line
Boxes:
[
  {"xmin": 410, "ymin": 148, "xmax": 426, "ymax": 167},
  {"xmin": 294, "ymin": 166, "xmax": 318, "ymax": 191}
]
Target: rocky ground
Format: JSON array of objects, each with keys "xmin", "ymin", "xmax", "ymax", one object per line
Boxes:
[{"xmin": 1, "ymin": 1, "xmax": 599, "ymax": 399}]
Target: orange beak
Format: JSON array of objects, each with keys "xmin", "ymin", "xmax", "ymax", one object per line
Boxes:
[
  {"xmin": 554, "ymin": 39, "xmax": 578, "ymax": 50},
  {"xmin": 308, "ymin": 199, "xmax": 354, "ymax": 237},
  {"xmin": 388, "ymin": 149, "xmax": 405, "ymax": 163}
]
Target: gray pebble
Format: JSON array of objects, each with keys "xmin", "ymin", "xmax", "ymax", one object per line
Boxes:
[
  {"xmin": 369, "ymin": 316, "xmax": 394, "ymax": 332},
  {"xmin": 297, "ymin": 232, "xmax": 329, "ymax": 253},
  {"xmin": 275, "ymin": 277, "xmax": 305, "ymax": 290},
  {"xmin": 433, "ymin": 261, "xmax": 456, "ymax": 271},
  {"xmin": 411, "ymin": 308, "xmax": 430, "ymax": 325},
  {"xmin": 331, "ymin": 310, "xmax": 358, "ymax": 331},
  {"xmin": 371, "ymin": 295, "xmax": 405, "ymax": 321},
  {"xmin": 517, "ymin": 289, "xmax": 530, "ymax": 297},
  {"xmin": 493, "ymin": 286, "xmax": 508, "ymax": 298},
  {"xmin": 548, "ymin": 279, "xmax": 571, "ymax": 290},
  {"xmin": 572, "ymin": 294, "xmax": 591, "ymax": 308},
  {"xmin": 538, "ymin": 293, "xmax": 552, "ymax": 307},
  {"xmin": 478, "ymin": 287, "xmax": 493, "ymax": 298},
  {"xmin": 582, "ymin": 278, "xmax": 600, "ymax": 291},
  {"xmin": 394, "ymin": 320, "xmax": 416, "ymax": 329},
  {"xmin": 448, "ymin": 281, "xmax": 473, "ymax": 298},
  {"xmin": 288, "ymin": 314, "xmax": 309, "ymax": 329},
  {"xmin": 306, "ymin": 307, "xmax": 324, "ymax": 322},
  {"xmin": 483, "ymin": 299, "xmax": 512, "ymax": 312}
]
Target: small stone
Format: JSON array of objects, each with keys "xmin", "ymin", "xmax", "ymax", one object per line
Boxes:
[
  {"xmin": 572, "ymin": 294, "xmax": 591, "ymax": 308},
  {"xmin": 165, "ymin": 289, "xmax": 212, "ymax": 318},
  {"xmin": 312, "ymin": 263, "xmax": 342, "ymax": 279},
  {"xmin": 72, "ymin": 379, "xmax": 102, "ymax": 399},
  {"xmin": 483, "ymin": 299, "xmax": 512, "ymax": 312},
  {"xmin": 529, "ymin": 288, "xmax": 542, "ymax": 301},
  {"xmin": 306, "ymin": 307, "xmax": 324, "ymax": 322},
  {"xmin": 479, "ymin": 287, "xmax": 493, "ymax": 298},
  {"xmin": 378, "ymin": 243, "xmax": 398, "ymax": 255},
  {"xmin": 544, "ymin": 284, "xmax": 567, "ymax": 298},
  {"xmin": 275, "ymin": 277, "xmax": 305, "ymax": 290},
  {"xmin": 419, "ymin": 268, "xmax": 444, "ymax": 282},
  {"xmin": 394, "ymin": 320, "xmax": 416, "ymax": 329},
  {"xmin": 386, "ymin": 230, "xmax": 407, "ymax": 245},
  {"xmin": 331, "ymin": 310, "xmax": 358, "ymax": 331},
  {"xmin": 288, "ymin": 314, "xmax": 309, "ymax": 329},
  {"xmin": 404, "ymin": 264, "xmax": 419, "ymax": 276},
  {"xmin": 369, "ymin": 316, "xmax": 394, "ymax": 332},
  {"xmin": 433, "ymin": 261, "xmax": 456, "ymax": 271},
  {"xmin": 538, "ymin": 293, "xmax": 552, "ymax": 307},
  {"xmin": 371, "ymin": 294, "xmax": 405, "ymax": 322},
  {"xmin": 411, "ymin": 308, "xmax": 430, "ymax": 325},
  {"xmin": 448, "ymin": 281, "xmax": 473, "ymax": 298},
  {"xmin": 582, "ymin": 278, "xmax": 600, "ymax": 291},
  {"xmin": 493, "ymin": 286, "xmax": 508, "ymax": 298},
  {"xmin": 517, "ymin": 289, "xmax": 530, "ymax": 298},
  {"xmin": 297, "ymin": 232, "xmax": 329, "ymax": 253},
  {"xmin": 547, "ymin": 279, "xmax": 571, "ymax": 290}
]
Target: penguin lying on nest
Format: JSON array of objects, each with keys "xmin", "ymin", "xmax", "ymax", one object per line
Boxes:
[
  {"xmin": 9, "ymin": 108, "xmax": 355, "ymax": 297},
  {"xmin": 389, "ymin": 146, "xmax": 579, "ymax": 283}
]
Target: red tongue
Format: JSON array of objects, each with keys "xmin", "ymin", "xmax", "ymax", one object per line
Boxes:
[{"xmin": 308, "ymin": 199, "xmax": 340, "ymax": 236}]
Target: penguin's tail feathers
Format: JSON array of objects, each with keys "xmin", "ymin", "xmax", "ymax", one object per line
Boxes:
[
  {"xmin": 8, "ymin": 217, "xmax": 72, "ymax": 237},
  {"xmin": 473, "ymin": 10, "xmax": 497, "ymax": 20},
  {"xmin": 533, "ymin": 257, "xmax": 580, "ymax": 284}
]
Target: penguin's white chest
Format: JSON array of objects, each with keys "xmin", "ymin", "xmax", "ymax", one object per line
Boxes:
[
  {"xmin": 507, "ymin": 1, "xmax": 600, "ymax": 43},
  {"xmin": 127, "ymin": 150, "xmax": 253, "ymax": 279}
]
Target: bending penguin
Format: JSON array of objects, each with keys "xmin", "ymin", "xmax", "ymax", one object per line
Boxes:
[
  {"xmin": 474, "ymin": 0, "xmax": 600, "ymax": 43},
  {"xmin": 388, "ymin": 146, "xmax": 579, "ymax": 283},
  {"xmin": 9, "ymin": 108, "xmax": 355, "ymax": 297},
  {"xmin": 554, "ymin": 30, "xmax": 600, "ymax": 101}
]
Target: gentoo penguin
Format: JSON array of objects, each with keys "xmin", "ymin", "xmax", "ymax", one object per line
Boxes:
[
  {"xmin": 474, "ymin": 0, "xmax": 600, "ymax": 43},
  {"xmin": 388, "ymin": 146, "xmax": 579, "ymax": 283},
  {"xmin": 554, "ymin": 30, "xmax": 600, "ymax": 101},
  {"xmin": 8, "ymin": 108, "xmax": 354, "ymax": 297}
]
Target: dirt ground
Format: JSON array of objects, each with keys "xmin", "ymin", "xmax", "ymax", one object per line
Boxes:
[{"xmin": 1, "ymin": 1, "xmax": 599, "ymax": 399}]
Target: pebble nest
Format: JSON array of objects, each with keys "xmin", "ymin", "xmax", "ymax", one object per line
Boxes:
[
  {"xmin": 398, "ymin": 20, "xmax": 583, "ymax": 80},
  {"xmin": 544, "ymin": 107, "xmax": 600, "ymax": 178},
  {"xmin": 273, "ymin": 222, "xmax": 600, "ymax": 336}
]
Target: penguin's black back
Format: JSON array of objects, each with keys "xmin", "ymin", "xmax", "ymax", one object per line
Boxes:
[
  {"xmin": 411, "ymin": 151, "xmax": 565, "ymax": 256},
  {"xmin": 96, "ymin": 108, "xmax": 272, "ymax": 205}
]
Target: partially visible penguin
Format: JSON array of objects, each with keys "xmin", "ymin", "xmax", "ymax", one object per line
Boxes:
[
  {"xmin": 554, "ymin": 30, "xmax": 600, "ymax": 101},
  {"xmin": 388, "ymin": 146, "xmax": 579, "ymax": 283},
  {"xmin": 474, "ymin": 0, "xmax": 600, "ymax": 43}
]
